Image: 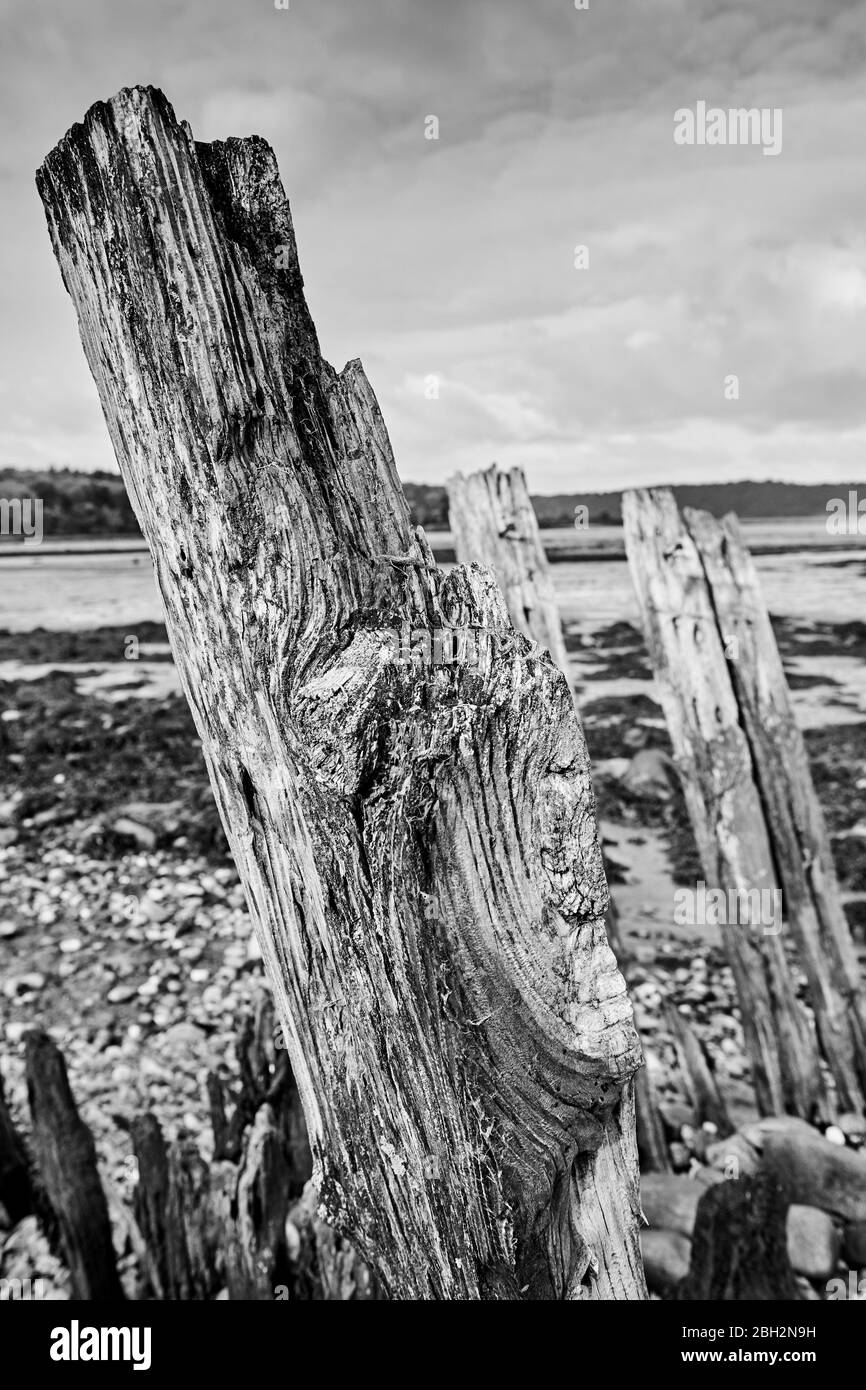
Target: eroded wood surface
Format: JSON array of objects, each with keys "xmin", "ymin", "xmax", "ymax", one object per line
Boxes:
[
  {"xmin": 624, "ymin": 489, "xmax": 824, "ymax": 1120},
  {"xmin": 38, "ymin": 87, "xmax": 644, "ymax": 1299}
]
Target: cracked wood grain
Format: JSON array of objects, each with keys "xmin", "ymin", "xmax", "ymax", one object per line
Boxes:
[
  {"xmin": 38, "ymin": 86, "xmax": 643, "ymax": 1299},
  {"xmin": 623, "ymin": 488, "xmax": 826, "ymax": 1120}
]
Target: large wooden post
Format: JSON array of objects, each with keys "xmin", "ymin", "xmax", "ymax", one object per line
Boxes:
[
  {"xmin": 38, "ymin": 87, "xmax": 645, "ymax": 1299},
  {"xmin": 623, "ymin": 488, "xmax": 841, "ymax": 1120}
]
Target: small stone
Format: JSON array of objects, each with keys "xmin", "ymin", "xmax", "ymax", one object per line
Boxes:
[
  {"xmin": 838, "ymin": 1112, "xmax": 866, "ymax": 1145},
  {"xmin": 141, "ymin": 896, "xmax": 172, "ymax": 924},
  {"xmin": 176, "ymin": 881, "xmax": 204, "ymax": 899},
  {"xmin": 159, "ymin": 1021, "xmax": 206, "ymax": 1049},
  {"xmin": 843, "ymin": 1219, "xmax": 866, "ymax": 1266},
  {"xmin": 705, "ymin": 1132, "xmax": 760, "ymax": 1179},
  {"xmin": 640, "ymin": 1229, "xmax": 691, "ymax": 1296},
  {"xmin": 4, "ymin": 971, "xmax": 46, "ymax": 997},
  {"xmin": 682, "ymin": 986, "xmax": 709, "ymax": 1004},
  {"xmin": 112, "ymin": 818, "xmax": 157, "ymax": 851},
  {"xmin": 0, "ymin": 919, "xmax": 20, "ymax": 939},
  {"xmin": 640, "ymin": 1174, "xmax": 704, "ymax": 1236},
  {"xmin": 824, "ymin": 1125, "xmax": 846, "ymax": 1147},
  {"xmin": 59, "ymin": 937, "xmax": 82, "ymax": 954},
  {"xmin": 107, "ymin": 983, "xmax": 138, "ymax": 1004},
  {"xmin": 786, "ymin": 1205, "xmax": 841, "ymax": 1281},
  {"xmin": 739, "ymin": 1115, "xmax": 817, "ymax": 1149}
]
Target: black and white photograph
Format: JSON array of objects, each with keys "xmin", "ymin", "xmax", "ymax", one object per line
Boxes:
[{"xmin": 1, "ymin": 0, "xmax": 865, "ymax": 1351}]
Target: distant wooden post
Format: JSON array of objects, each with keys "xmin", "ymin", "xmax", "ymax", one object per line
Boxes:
[
  {"xmin": 685, "ymin": 507, "xmax": 866, "ymax": 1113},
  {"xmin": 447, "ymin": 465, "xmax": 570, "ymax": 673},
  {"xmin": 39, "ymin": 87, "xmax": 645, "ymax": 1299},
  {"xmin": 623, "ymin": 488, "xmax": 861, "ymax": 1119},
  {"xmin": 448, "ymin": 463, "xmax": 671, "ymax": 1173}
]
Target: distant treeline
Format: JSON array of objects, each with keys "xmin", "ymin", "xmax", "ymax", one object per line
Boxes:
[
  {"xmin": 405, "ymin": 480, "xmax": 859, "ymax": 529},
  {"xmin": 0, "ymin": 467, "xmax": 140, "ymax": 536},
  {"xmin": 0, "ymin": 469, "xmax": 855, "ymax": 537}
]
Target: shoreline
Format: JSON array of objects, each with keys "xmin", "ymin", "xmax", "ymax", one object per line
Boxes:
[
  {"xmin": 1, "ymin": 614, "xmax": 864, "ymax": 1298},
  {"xmin": 2, "ymin": 532, "xmax": 864, "ymax": 565}
]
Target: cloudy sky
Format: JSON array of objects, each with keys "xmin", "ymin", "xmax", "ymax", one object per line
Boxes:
[{"xmin": 2, "ymin": 0, "xmax": 865, "ymax": 492}]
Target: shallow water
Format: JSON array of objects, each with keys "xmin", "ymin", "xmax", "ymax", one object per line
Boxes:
[
  {"xmin": 2, "ymin": 526, "xmax": 864, "ymax": 634},
  {"xmin": 2, "ymin": 528, "xmax": 865, "ymax": 729}
]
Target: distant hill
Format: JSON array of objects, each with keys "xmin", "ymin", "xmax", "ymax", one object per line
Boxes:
[
  {"xmin": 1, "ymin": 470, "xmax": 856, "ymax": 538},
  {"xmin": 405, "ymin": 480, "xmax": 861, "ymax": 530},
  {"xmin": 0, "ymin": 467, "xmax": 139, "ymax": 536}
]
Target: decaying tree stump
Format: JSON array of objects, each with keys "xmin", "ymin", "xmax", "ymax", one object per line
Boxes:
[
  {"xmin": 677, "ymin": 1173, "xmax": 802, "ymax": 1301},
  {"xmin": 25, "ymin": 1030, "xmax": 124, "ymax": 1301},
  {"xmin": 448, "ymin": 463, "xmax": 669, "ymax": 1175},
  {"xmin": 38, "ymin": 87, "xmax": 644, "ymax": 1299},
  {"xmin": 634, "ymin": 1063, "xmax": 672, "ymax": 1175},
  {"xmin": 130, "ymin": 1114, "xmax": 171, "ymax": 1299},
  {"xmin": 0, "ymin": 1069, "xmax": 34, "ymax": 1225},
  {"xmin": 623, "ymin": 489, "xmax": 825, "ymax": 1121},
  {"xmin": 665, "ymin": 1007, "xmax": 733, "ymax": 1138}
]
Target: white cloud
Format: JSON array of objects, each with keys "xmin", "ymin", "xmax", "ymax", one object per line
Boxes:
[{"xmin": 3, "ymin": 0, "xmax": 865, "ymax": 492}]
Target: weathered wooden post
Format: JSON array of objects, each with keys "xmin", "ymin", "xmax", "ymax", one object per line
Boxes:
[
  {"xmin": 448, "ymin": 464, "xmax": 570, "ymax": 673},
  {"xmin": 0, "ymin": 1070, "xmax": 34, "ymax": 1225},
  {"xmin": 624, "ymin": 488, "xmax": 863, "ymax": 1119},
  {"xmin": 448, "ymin": 463, "xmax": 671, "ymax": 1173},
  {"xmin": 38, "ymin": 86, "xmax": 645, "ymax": 1299},
  {"xmin": 25, "ymin": 1031, "xmax": 125, "ymax": 1301},
  {"xmin": 685, "ymin": 506, "xmax": 866, "ymax": 1113}
]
